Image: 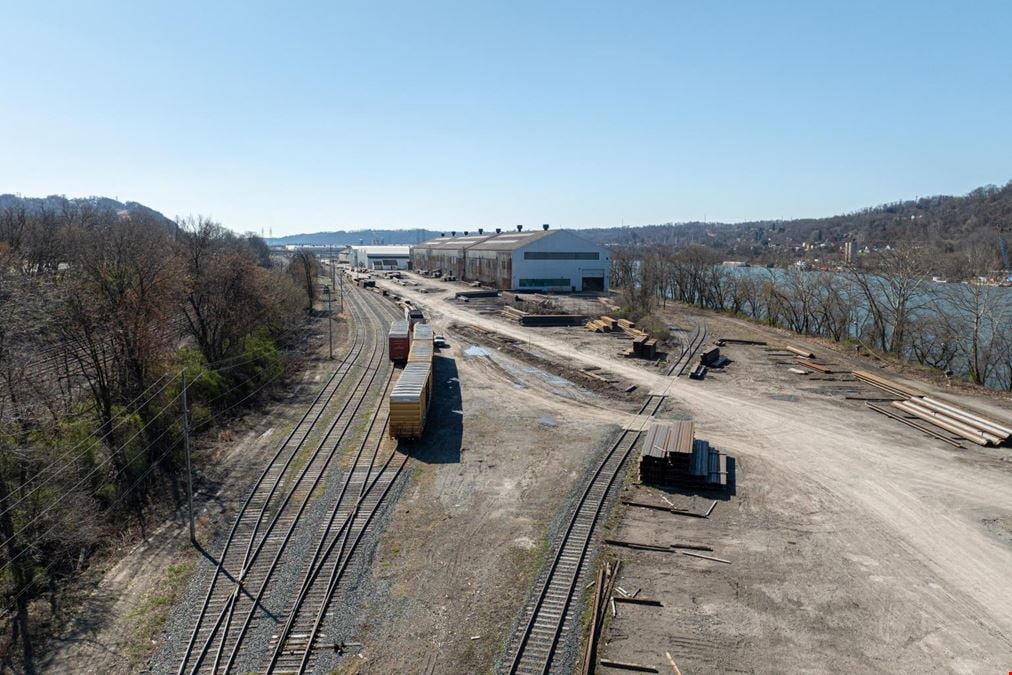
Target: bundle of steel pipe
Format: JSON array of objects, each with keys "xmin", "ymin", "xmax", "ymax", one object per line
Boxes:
[
  {"xmin": 891, "ymin": 400, "xmax": 1004, "ymax": 446},
  {"xmin": 918, "ymin": 397, "xmax": 1012, "ymax": 441}
]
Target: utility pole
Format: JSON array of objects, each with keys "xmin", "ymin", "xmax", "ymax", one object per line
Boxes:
[
  {"xmin": 182, "ymin": 368, "xmax": 195, "ymax": 543},
  {"xmin": 330, "ymin": 244, "xmax": 336, "ymax": 288},
  {"xmin": 325, "ymin": 286, "xmax": 334, "ymax": 359}
]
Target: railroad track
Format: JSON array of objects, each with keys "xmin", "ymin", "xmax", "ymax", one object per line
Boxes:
[
  {"xmin": 502, "ymin": 388, "xmax": 669, "ymax": 674},
  {"xmin": 667, "ymin": 322, "xmax": 709, "ymax": 377},
  {"xmin": 503, "ymin": 424, "xmax": 648, "ymax": 674},
  {"xmin": 176, "ymin": 285, "xmax": 403, "ymax": 674}
]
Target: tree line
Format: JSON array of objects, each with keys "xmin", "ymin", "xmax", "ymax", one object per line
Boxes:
[
  {"xmin": 611, "ymin": 243, "xmax": 1012, "ymax": 391},
  {"xmin": 0, "ymin": 202, "xmax": 319, "ymax": 673},
  {"xmin": 588, "ymin": 181, "xmax": 1012, "ymax": 277}
]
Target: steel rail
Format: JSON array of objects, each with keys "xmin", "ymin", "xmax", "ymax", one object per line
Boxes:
[
  {"xmin": 218, "ymin": 365, "xmax": 398, "ymax": 672},
  {"xmin": 176, "ymin": 288, "xmax": 372, "ymax": 674},
  {"xmin": 260, "ymin": 378, "xmax": 395, "ymax": 670},
  {"xmin": 506, "ymin": 428, "xmax": 642, "ymax": 674},
  {"xmin": 183, "ymin": 282, "xmax": 406, "ymax": 674},
  {"xmin": 186, "ymin": 286, "xmax": 391, "ymax": 674}
]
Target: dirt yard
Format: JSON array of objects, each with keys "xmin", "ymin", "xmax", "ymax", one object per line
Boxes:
[
  {"xmin": 376, "ymin": 273, "xmax": 1012, "ymax": 674},
  {"xmin": 336, "ymin": 304, "xmax": 642, "ymax": 674}
]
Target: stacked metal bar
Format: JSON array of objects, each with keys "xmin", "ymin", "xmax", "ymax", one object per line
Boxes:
[{"xmin": 639, "ymin": 422, "xmax": 727, "ymax": 488}]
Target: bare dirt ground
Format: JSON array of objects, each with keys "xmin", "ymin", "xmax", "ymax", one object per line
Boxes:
[
  {"xmin": 337, "ymin": 289, "xmax": 642, "ymax": 674},
  {"xmin": 377, "ymin": 273, "xmax": 1012, "ymax": 674},
  {"xmin": 38, "ymin": 315, "xmax": 350, "ymax": 674}
]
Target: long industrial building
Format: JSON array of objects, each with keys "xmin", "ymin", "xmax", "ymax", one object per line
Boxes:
[{"xmin": 411, "ymin": 226, "xmax": 609, "ymax": 292}]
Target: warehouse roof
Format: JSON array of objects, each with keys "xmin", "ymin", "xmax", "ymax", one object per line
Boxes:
[
  {"xmin": 413, "ymin": 234, "xmax": 495, "ymax": 251},
  {"xmin": 413, "ymin": 228, "xmax": 601, "ymax": 253},
  {"xmin": 468, "ymin": 229, "xmax": 557, "ymax": 251}
]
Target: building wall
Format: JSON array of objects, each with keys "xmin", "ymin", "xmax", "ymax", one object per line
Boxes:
[
  {"xmin": 509, "ymin": 230, "xmax": 609, "ymax": 292},
  {"xmin": 351, "ymin": 247, "xmax": 410, "ymax": 269},
  {"xmin": 463, "ymin": 249, "xmax": 511, "ymax": 288},
  {"xmin": 366, "ymin": 255, "xmax": 409, "ymax": 270}
]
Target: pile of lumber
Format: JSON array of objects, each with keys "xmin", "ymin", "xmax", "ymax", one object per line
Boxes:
[
  {"xmin": 617, "ymin": 318, "xmax": 648, "ymax": 339},
  {"xmin": 501, "ymin": 306, "xmax": 529, "ymax": 322},
  {"xmin": 585, "ymin": 315, "xmax": 616, "ymax": 332},
  {"xmin": 639, "ymin": 421, "xmax": 727, "ymax": 488}
]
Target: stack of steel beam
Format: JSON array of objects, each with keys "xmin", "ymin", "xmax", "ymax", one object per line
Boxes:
[{"xmin": 639, "ymin": 421, "xmax": 728, "ymax": 488}]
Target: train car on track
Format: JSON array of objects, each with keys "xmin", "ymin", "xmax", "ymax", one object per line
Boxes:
[
  {"xmin": 389, "ymin": 322, "xmax": 435, "ymax": 439},
  {"xmin": 404, "ymin": 304, "xmax": 425, "ymax": 329},
  {"xmin": 388, "ymin": 363, "xmax": 433, "ymax": 439},
  {"xmin": 388, "ymin": 319, "xmax": 410, "ymax": 363},
  {"xmin": 407, "ymin": 323, "xmax": 433, "ymax": 364}
]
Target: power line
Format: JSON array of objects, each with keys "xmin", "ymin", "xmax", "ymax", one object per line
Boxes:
[
  {"xmin": 0, "ymin": 373, "xmax": 179, "ymax": 520},
  {"xmin": 0, "ymin": 391, "xmax": 184, "ymax": 551}
]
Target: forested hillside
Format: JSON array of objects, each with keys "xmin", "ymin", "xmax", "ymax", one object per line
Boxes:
[
  {"xmin": 583, "ymin": 181, "xmax": 1012, "ymax": 270},
  {"xmin": 0, "ymin": 199, "xmax": 321, "ymax": 672}
]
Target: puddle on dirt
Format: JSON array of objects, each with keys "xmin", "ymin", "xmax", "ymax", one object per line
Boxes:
[
  {"xmin": 538, "ymin": 415, "xmax": 557, "ymax": 427},
  {"xmin": 771, "ymin": 394, "xmax": 798, "ymax": 402},
  {"xmin": 464, "ymin": 345, "xmax": 490, "ymax": 357}
]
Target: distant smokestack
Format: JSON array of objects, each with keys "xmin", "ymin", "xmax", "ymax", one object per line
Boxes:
[
  {"xmin": 516, "ymin": 224, "xmax": 523, "ymax": 232},
  {"xmin": 495, "ymin": 228, "xmax": 501, "ymax": 234},
  {"xmin": 542, "ymin": 224, "xmax": 549, "ymax": 231},
  {"xmin": 478, "ymin": 228, "xmax": 483, "ymax": 235}
]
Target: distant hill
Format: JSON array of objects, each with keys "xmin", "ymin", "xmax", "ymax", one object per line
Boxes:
[
  {"xmin": 0, "ymin": 193, "xmax": 176, "ymax": 229},
  {"xmin": 266, "ymin": 229, "xmax": 441, "ymax": 246},
  {"xmin": 577, "ymin": 182, "xmax": 1012, "ymax": 265}
]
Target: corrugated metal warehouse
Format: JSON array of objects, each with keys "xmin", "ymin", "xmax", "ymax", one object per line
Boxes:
[
  {"xmin": 411, "ymin": 226, "xmax": 609, "ymax": 292},
  {"xmin": 350, "ymin": 245, "xmax": 411, "ymax": 270}
]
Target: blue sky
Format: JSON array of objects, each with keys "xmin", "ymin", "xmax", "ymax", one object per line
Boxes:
[{"xmin": 1, "ymin": 1, "xmax": 1010, "ymax": 235}]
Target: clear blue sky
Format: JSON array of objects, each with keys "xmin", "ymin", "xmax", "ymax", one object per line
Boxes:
[{"xmin": 2, "ymin": 1, "xmax": 1010, "ymax": 236}]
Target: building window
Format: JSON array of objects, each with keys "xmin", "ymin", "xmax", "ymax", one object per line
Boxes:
[
  {"xmin": 523, "ymin": 251, "xmax": 600, "ymax": 260},
  {"xmin": 519, "ymin": 278, "xmax": 571, "ymax": 287}
]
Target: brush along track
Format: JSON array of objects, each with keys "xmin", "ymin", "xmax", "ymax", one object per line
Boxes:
[
  {"xmin": 176, "ymin": 285, "xmax": 400, "ymax": 674},
  {"xmin": 502, "ymin": 394, "xmax": 661, "ymax": 674}
]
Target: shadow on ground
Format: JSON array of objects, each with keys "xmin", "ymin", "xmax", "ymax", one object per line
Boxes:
[{"xmin": 405, "ymin": 354, "xmax": 462, "ymax": 464}]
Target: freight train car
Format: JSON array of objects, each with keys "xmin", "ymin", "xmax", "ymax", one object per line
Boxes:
[
  {"xmin": 388, "ymin": 320, "xmax": 410, "ymax": 363},
  {"xmin": 389, "ymin": 322, "xmax": 435, "ymax": 439},
  {"xmin": 404, "ymin": 305, "xmax": 425, "ymax": 330},
  {"xmin": 407, "ymin": 323, "xmax": 433, "ymax": 364},
  {"xmin": 388, "ymin": 363, "xmax": 433, "ymax": 439}
]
